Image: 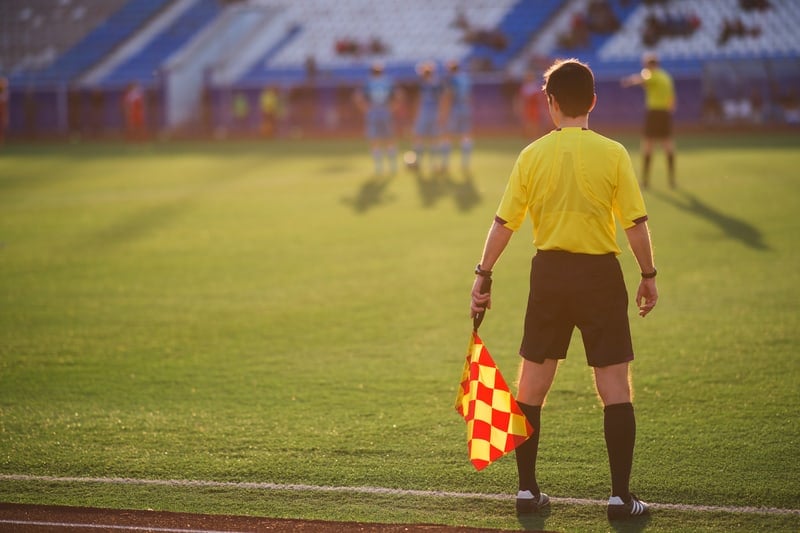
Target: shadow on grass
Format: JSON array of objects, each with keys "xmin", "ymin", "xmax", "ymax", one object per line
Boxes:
[
  {"xmin": 83, "ymin": 200, "xmax": 189, "ymax": 249},
  {"xmin": 609, "ymin": 513, "xmax": 652, "ymax": 532},
  {"xmin": 516, "ymin": 505, "xmax": 553, "ymax": 532},
  {"xmin": 343, "ymin": 168, "xmax": 482, "ymax": 213},
  {"xmin": 75, "ymin": 153, "xmax": 272, "ymax": 248},
  {"xmin": 651, "ymin": 189, "xmax": 770, "ymax": 251},
  {"xmin": 449, "ymin": 170, "xmax": 483, "ymax": 212},
  {"xmin": 342, "ymin": 174, "xmax": 396, "ymax": 213},
  {"xmin": 411, "ymin": 168, "xmax": 482, "ymax": 211}
]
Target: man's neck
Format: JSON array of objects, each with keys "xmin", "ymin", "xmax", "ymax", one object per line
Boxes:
[{"xmin": 557, "ymin": 115, "xmax": 589, "ymax": 128}]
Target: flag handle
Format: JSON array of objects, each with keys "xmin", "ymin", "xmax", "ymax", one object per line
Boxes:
[{"xmin": 473, "ymin": 276, "xmax": 492, "ymax": 332}]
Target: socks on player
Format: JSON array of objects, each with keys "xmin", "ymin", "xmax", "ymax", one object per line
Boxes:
[
  {"xmin": 387, "ymin": 147, "xmax": 397, "ymax": 175},
  {"xmin": 515, "ymin": 402, "xmax": 542, "ymax": 495},
  {"xmin": 604, "ymin": 402, "xmax": 636, "ymax": 501},
  {"xmin": 440, "ymin": 141, "xmax": 451, "ymax": 171},
  {"xmin": 667, "ymin": 152, "xmax": 675, "ymax": 188},
  {"xmin": 413, "ymin": 144, "xmax": 424, "ymax": 169},
  {"xmin": 372, "ymin": 148, "xmax": 382, "ymax": 176},
  {"xmin": 642, "ymin": 154, "xmax": 651, "ymax": 188},
  {"xmin": 461, "ymin": 138, "xmax": 473, "ymax": 170}
]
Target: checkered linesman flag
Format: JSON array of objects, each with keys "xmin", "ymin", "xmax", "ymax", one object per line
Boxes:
[{"xmin": 454, "ymin": 330, "xmax": 533, "ymax": 470}]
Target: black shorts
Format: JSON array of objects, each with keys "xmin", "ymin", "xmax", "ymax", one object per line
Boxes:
[
  {"xmin": 519, "ymin": 250, "xmax": 634, "ymax": 368},
  {"xmin": 644, "ymin": 109, "xmax": 672, "ymax": 139}
]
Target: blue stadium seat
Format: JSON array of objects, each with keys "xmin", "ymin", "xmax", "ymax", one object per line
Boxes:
[
  {"xmin": 99, "ymin": 0, "xmax": 221, "ymax": 87},
  {"xmin": 11, "ymin": 0, "xmax": 172, "ymax": 86}
]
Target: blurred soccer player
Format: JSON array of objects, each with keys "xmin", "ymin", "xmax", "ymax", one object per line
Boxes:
[
  {"xmin": 621, "ymin": 52, "xmax": 677, "ymax": 189},
  {"xmin": 440, "ymin": 60, "xmax": 473, "ymax": 175},
  {"xmin": 122, "ymin": 82, "xmax": 147, "ymax": 142},
  {"xmin": 0, "ymin": 77, "xmax": 8, "ymax": 145},
  {"xmin": 259, "ymin": 85, "xmax": 281, "ymax": 139},
  {"xmin": 516, "ymin": 70, "xmax": 545, "ymax": 139},
  {"xmin": 354, "ymin": 62, "xmax": 398, "ymax": 176},
  {"xmin": 409, "ymin": 60, "xmax": 444, "ymax": 174},
  {"xmin": 470, "ymin": 59, "xmax": 657, "ymax": 521}
]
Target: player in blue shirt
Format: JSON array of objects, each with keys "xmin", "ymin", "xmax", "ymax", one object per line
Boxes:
[
  {"xmin": 408, "ymin": 60, "xmax": 444, "ymax": 175},
  {"xmin": 440, "ymin": 60, "xmax": 473, "ymax": 175},
  {"xmin": 354, "ymin": 62, "xmax": 398, "ymax": 176}
]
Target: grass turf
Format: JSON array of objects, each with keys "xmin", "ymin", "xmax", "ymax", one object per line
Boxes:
[{"xmin": 1, "ymin": 133, "xmax": 798, "ymax": 531}]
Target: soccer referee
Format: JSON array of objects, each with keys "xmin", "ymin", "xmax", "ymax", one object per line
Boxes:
[
  {"xmin": 622, "ymin": 52, "xmax": 677, "ymax": 189},
  {"xmin": 470, "ymin": 59, "xmax": 657, "ymax": 521}
]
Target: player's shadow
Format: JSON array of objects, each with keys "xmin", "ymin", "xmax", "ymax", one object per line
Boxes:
[
  {"xmin": 447, "ymin": 170, "xmax": 482, "ymax": 212},
  {"xmin": 516, "ymin": 507, "xmax": 551, "ymax": 532},
  {"xmin": 412, "ymin": 171, "xmax": 448, "ymax": 208},
  {"xmin": 82, "ymin": 200, "xmax": 186, "ymax": 250},
  {"xmin": 652, "ymin": 189, "xmax": 770, "ymax": 251},
  {"xmin": 343, "ymin": 174, "xmax": 395, "ymax": 213},
  {"xmin": 609, "ymin": 513, "xmax": 652, "ymax": 533},
  {"xmin": 412, "ymin": 170, "xmax": 482, "ymax": 211}
]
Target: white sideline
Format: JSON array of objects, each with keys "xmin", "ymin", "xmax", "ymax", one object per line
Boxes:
[
  {"xmin": 0, "ymin": 520, "xmax": 241, "ymax": 533},
  {"xmin": 1, "ymin": 474, "xmax": 798, "ymax": 517}
]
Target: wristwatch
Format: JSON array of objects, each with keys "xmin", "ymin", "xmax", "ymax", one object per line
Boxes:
[
  {"xmin": 475, "ymin": 264, "xmax": 492, "ymax": 278},
  {"xmin": 641, "ymin": 268, "xmax": 657, "ymax": 279}
]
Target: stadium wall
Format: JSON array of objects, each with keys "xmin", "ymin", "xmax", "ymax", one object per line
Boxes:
[{"xmin": 2, "ymin": 70, "xmax": 794, "ymax": 140}]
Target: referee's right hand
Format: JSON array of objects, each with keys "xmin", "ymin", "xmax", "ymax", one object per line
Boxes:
[{"xmin": 470, "ymin": 276, "xmax": 492, "ymax": 318}]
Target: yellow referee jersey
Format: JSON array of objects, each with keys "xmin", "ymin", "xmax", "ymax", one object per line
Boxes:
[
  {"xmin": 642, "ymin": 67, "xmax": 675, "ymax": 111},
  {"xmin": 496, "ymin": 127, "xmax": 647, "ymax": 255}
]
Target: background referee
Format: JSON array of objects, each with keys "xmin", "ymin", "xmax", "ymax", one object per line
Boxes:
[{"xmin": 622, "ymin": 52, "xmax": 677, "ymax": 189}]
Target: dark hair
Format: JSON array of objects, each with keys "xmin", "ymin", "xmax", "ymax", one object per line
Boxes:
[{"xmin": 542, "ymin": 59, "xmax": 595, "ymax": 118}]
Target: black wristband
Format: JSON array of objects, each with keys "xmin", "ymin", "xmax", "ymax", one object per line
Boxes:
[
  {"xmin": 475, "ymin": 264, "xmax": 492, "ymax": 278},
  {"xmin": 641, "ymin": 268, "xmax": 657, "ymax": 279}
]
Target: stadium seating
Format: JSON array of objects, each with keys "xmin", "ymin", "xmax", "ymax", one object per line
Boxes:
[
  {"xmin": 97, "ymin": 0, "xmax": 221, "ymax": 87},
  {"xmin": 237, "ymin": 0, "xmax": 522, "ymax": 85},
  {"xmin": 7, "ymin": 0, "xmax": 800, "ymax": 87},
  {"xmin": 598, "ymin": 0, "xmax": 800, "ymax": 65},
  {"xmin": 0, "ymin": 0, "xmax": 128, "ymax": 76},
  {"xmin": 546, "ymin": 0, "xmax": 640, "ymax": 65},
  {"xmin": 2, "ymin": 0, "xmax": 799, "ymax": 136},
  {"xmin": 464, "ymin": 0, "xmax": 562, "ymax": 73},
  {"xmin": 9, "ymin": 0, "xmax": 173, "ymax": 86}
]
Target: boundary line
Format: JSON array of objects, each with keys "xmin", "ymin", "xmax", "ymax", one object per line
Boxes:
[
  {"xmin": 0, "ymin": 519, "xmax": 242, "ymax": 533},
  {"xmin": 2, "ymin": 474, "xmax": 798, "ymax": 517}
]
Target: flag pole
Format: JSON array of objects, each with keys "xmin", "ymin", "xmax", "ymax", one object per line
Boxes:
[{"xmin": 458, "ymin": 272, "xmax": 533, "ymax": 470}]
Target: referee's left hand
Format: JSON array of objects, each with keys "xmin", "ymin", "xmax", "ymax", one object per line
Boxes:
[{"xmin": 636, "ymin": 278, "xmax": 658, "ymax": 317}]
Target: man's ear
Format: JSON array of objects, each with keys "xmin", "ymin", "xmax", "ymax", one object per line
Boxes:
[{"xmin": 589, "ymin": 93, "xmax": 597, "ymax": 113}]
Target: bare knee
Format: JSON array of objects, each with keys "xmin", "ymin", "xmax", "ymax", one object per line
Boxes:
[
  {"xmin": 517, "ymin": 358, "xmax": 558, "ymax": 405},
  {"xmin": 594, "ymin": 363, "xmax": 632, "ymax": 406}
]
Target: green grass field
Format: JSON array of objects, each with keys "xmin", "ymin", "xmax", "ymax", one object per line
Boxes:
[{"xmin": 1, "ymin": 132, "xmax": 799, "ymax": 532}]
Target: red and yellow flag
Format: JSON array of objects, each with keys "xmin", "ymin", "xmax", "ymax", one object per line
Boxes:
[{"xmin": 454, "ymin": 331, "xmax": 533, "ymax": 470}]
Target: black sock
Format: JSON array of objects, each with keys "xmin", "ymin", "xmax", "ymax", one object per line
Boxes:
[
  {"xmin": 642, "ymin": 154, "xmax": 651, "ymax": 187},
  {"xmin": 515, "ymin": 403, "xmax": 541, "ymax": 495},
  {"xmin": 604, "ymin": 402, "xmax": 636, "ymax": 500},
  {"xmin": 667, "ymin": 152, "xmax": 675, "ymax": 185}
]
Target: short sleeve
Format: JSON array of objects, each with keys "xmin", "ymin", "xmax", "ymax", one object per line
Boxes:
[
  {"xmin": 613, "ymin": 149, "xmax": 648, "ymax": 228},
  {"xmin": 495, "ymin": 157, "xmax": 529, "ymax": 231}
]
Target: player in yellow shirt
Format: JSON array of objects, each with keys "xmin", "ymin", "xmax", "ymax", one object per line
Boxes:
[
  {"xmin": 622, "ymin": 52, "xmax": 676, "ymax": 189},
  {"xmin": 470, "ymin": 59, "xmax": 658, "ymax": 521},
  {"xmin": 259, "ymin": 86, "xmax": 281, "ymax": 138}
]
